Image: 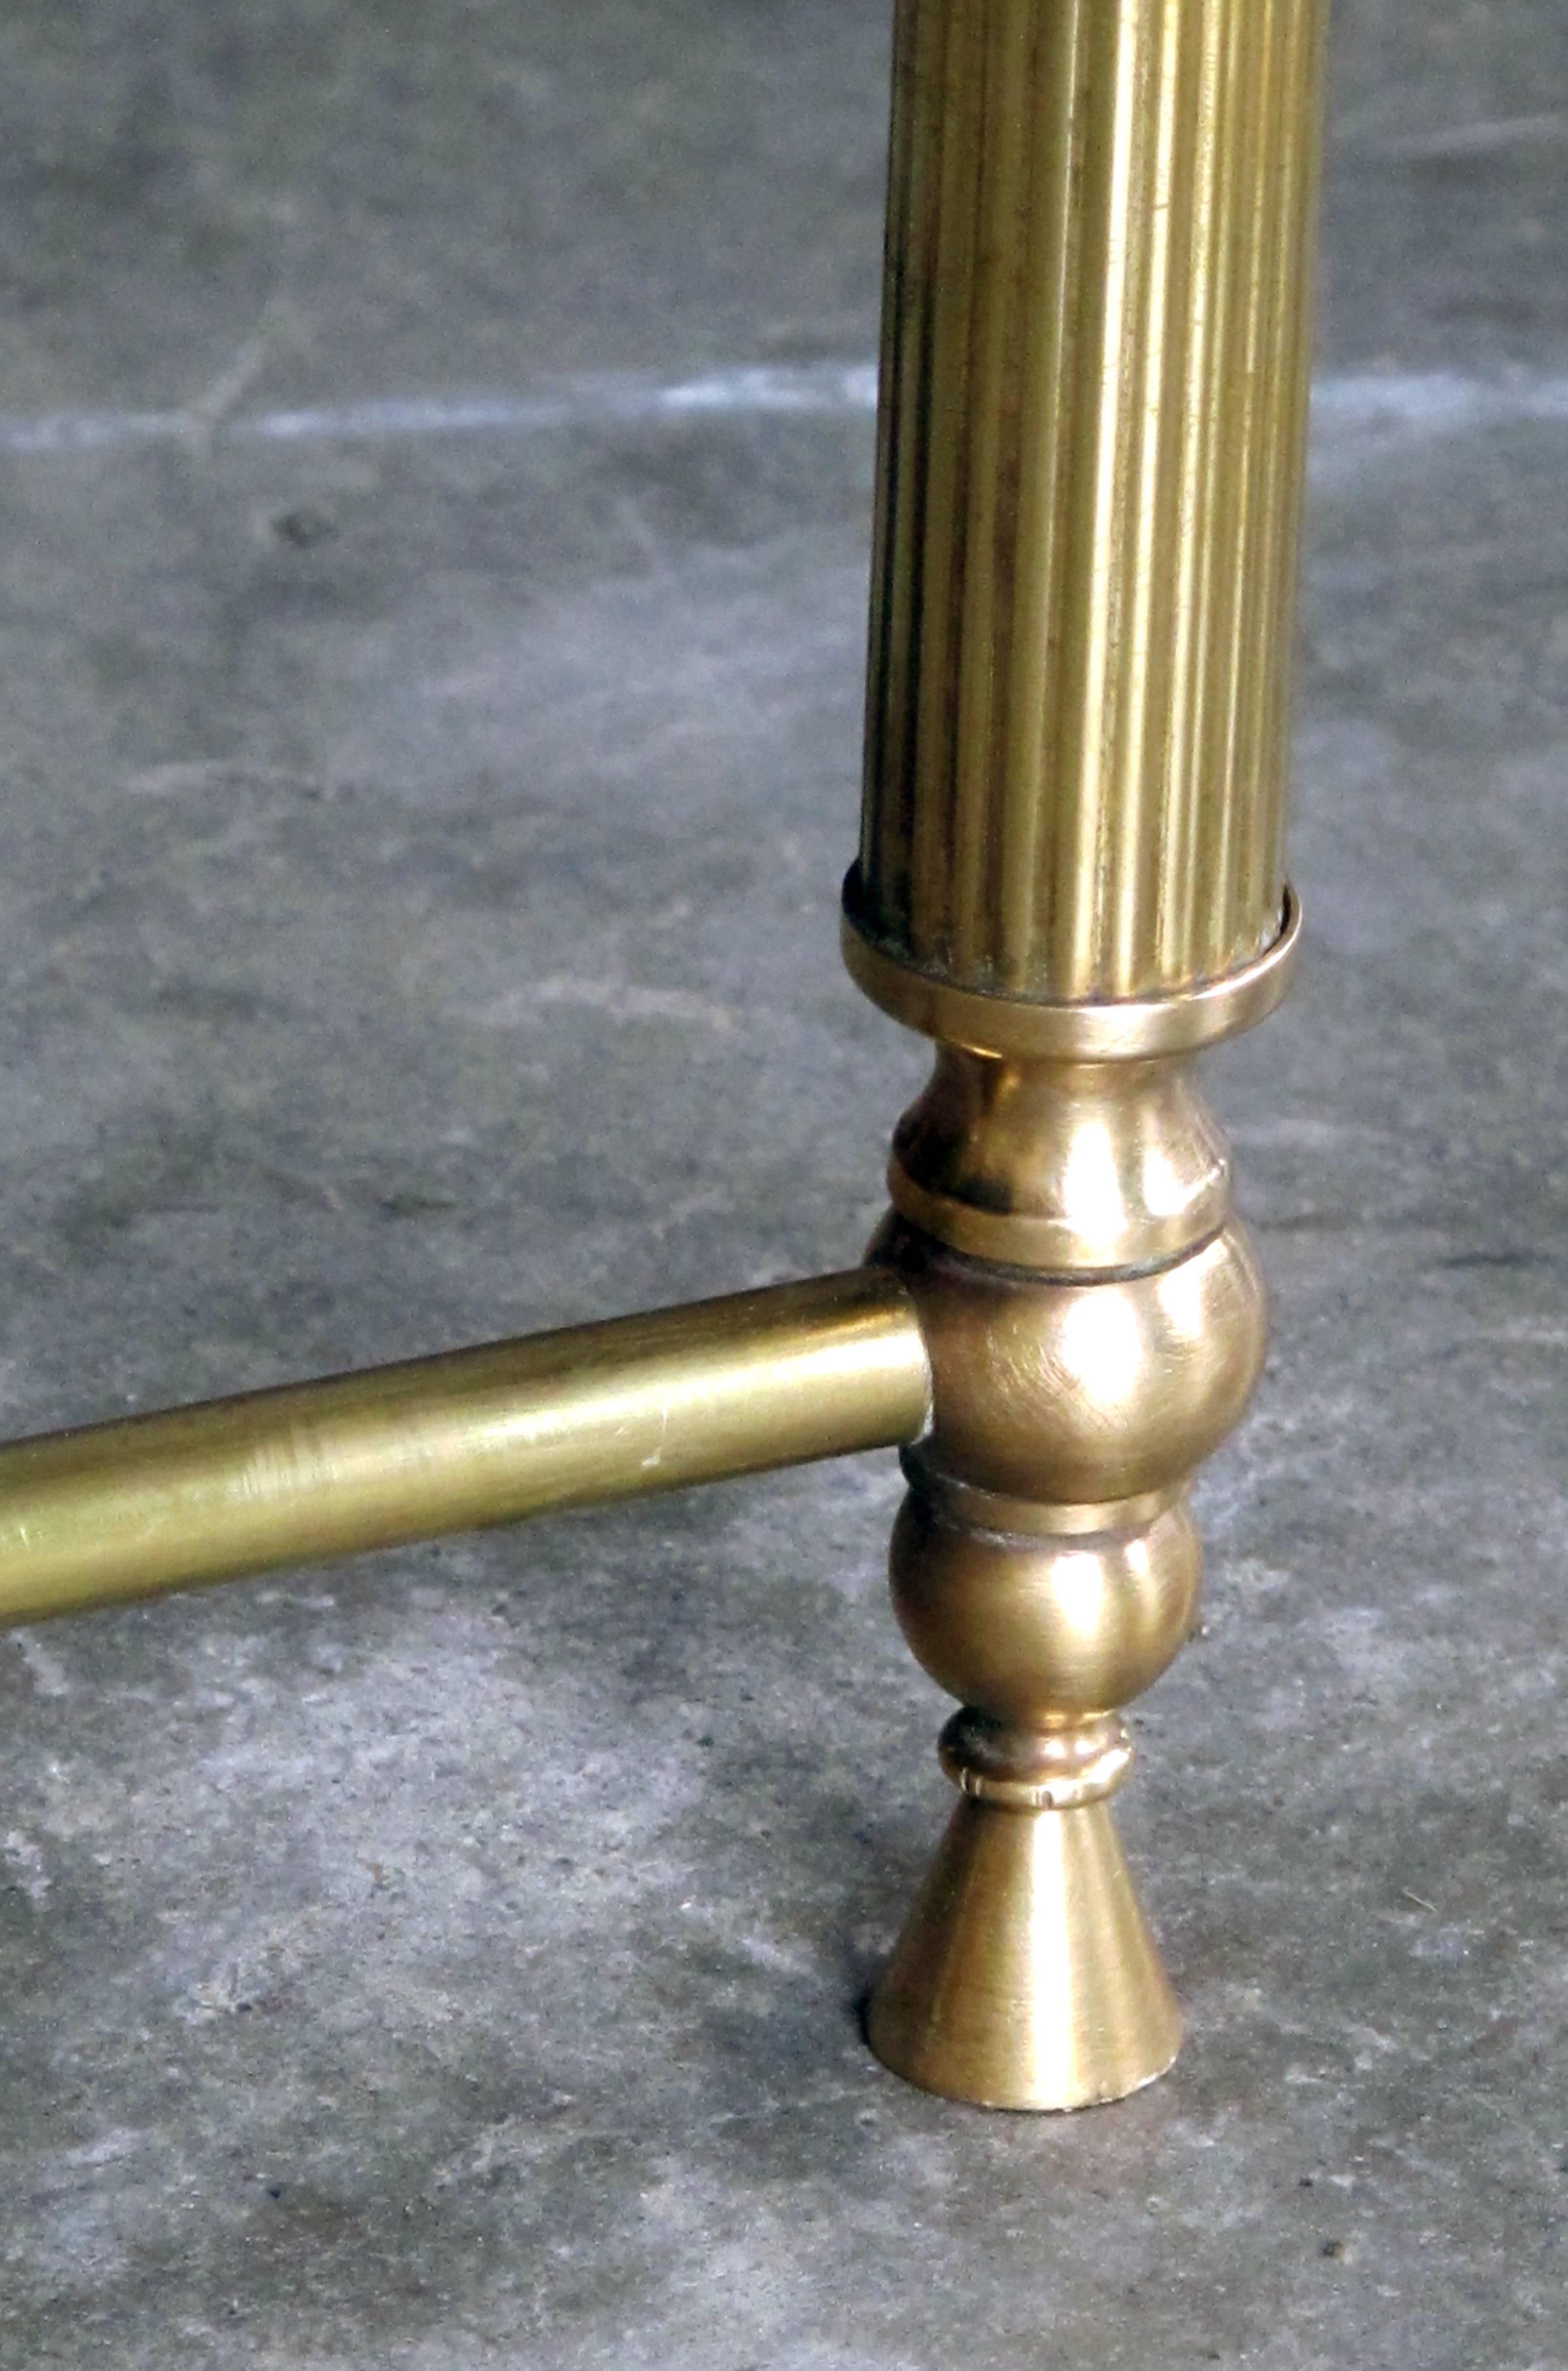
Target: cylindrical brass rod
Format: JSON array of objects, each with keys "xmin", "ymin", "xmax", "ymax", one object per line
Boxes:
[
  {"xmin": 0, "ymin": 1272, "xmax": 931, "ymax": 1627},
  {"xmin": 851, "ymin": 0, "xmax": 1327, "ymax": 1011}
]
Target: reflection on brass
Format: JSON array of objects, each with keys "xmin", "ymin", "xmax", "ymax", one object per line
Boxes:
[
  {"xmin": 0, "ymin": 1274, "xmax": 929, "ymax": 1625},
  {"xmin": 0, "ymin": 0, "xmax": 1324, "ymax": 2115}
]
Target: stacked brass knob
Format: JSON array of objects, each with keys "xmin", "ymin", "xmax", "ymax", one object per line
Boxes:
[{"xmin": 860, "ymin": 1016, "xmax": 1288, "ymax": 2106}]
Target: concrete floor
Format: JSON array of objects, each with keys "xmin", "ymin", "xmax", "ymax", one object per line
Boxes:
[{"xmin": 0, "ymin": 2, "xmax": 1565, "ymax": 2364}]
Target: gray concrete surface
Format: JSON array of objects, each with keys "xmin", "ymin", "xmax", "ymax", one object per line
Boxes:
[{"xmin": 0, "ymin": 3, "xmax": 1564, "ymax": 2364}]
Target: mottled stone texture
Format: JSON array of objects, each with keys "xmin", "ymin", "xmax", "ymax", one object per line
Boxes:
[{"xmin": 0, "ymin": 3, "xmax": 1565, "ymax": 2365}]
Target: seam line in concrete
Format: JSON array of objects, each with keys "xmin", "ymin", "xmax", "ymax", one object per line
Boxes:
[{"xmin": 1, "ymin": 363, "xmax": 1564, "ymax": 459}]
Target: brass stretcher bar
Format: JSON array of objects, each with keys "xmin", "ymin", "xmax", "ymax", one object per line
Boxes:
[{"xmin": 0, "ymin": 1275, "xmax": 930, "ymax": 1626}]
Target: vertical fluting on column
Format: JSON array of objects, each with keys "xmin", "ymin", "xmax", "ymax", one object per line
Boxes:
[{"xmin": 854, "ymin": 0, "xmax": 1327, "ymax": 1006}]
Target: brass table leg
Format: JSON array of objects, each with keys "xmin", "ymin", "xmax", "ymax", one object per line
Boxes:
[
  {"xmin": 0, "ymin": 0, "xmax": 1327, "ymax": 2113},
  {"xmin": 841, "ymin": 0, "xmax": 1328, "ymax": 2107}
]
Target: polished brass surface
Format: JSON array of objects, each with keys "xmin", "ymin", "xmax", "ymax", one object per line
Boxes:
[
  {"xmin": 859, "ymin": 0, "xmax": 1327, "ymax": 1003},
  {"xmin": 939, "ymin": 1708, "xmax": 1134, "ymax": 1812},
  {"xmin": 889, "ymin": 1483, "xmax": 1201, "ymax": 1728},
  {"xmin": 887, "ymin": 1045, "xmax": 1231, "ymax": 1270},
  {"xmin": 873, "ymin": 1210, "xmax": 1266, "ymax": 1503},
  {"xmin": 841, "ymin": 878, "xmax": 1301, "ymax": 1060},
  {"xmin": 0, "ymin": 1273, "xmax": 930, "ymax": 1626},
  {"xmin": 866, "ymin": 1796, "xmax": 1182, "ymax": 2111},
  {"xmin": 863, "ymin": 1045, "xmax": 1267, "ymax": 2108}
]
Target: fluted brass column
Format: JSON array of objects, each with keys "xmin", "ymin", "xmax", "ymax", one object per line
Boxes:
[{"xmin": 845, "ymin": 0, "xmax": 1327, "ymax": 2108}]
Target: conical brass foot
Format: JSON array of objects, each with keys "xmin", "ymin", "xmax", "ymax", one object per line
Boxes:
[{"xmin": 868, "ymin": 1794, "xmax": 1181, "ymax": 2112}]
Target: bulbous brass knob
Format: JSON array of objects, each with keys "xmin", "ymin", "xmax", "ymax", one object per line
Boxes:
[
  {"xmin": 889, "ymin": 1484, "xmax": 1201, "ymax": 1730},
  {"xmin": 873, "ymin": 1213, "xmax": 1268, "ymax": 1508}
]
